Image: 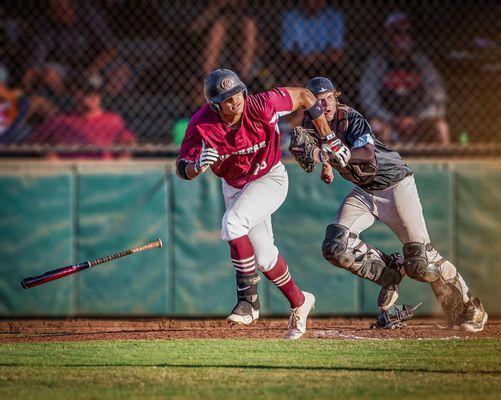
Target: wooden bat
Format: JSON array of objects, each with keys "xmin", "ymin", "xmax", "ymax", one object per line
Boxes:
[{"xmin": 21, "ymin": 238, "xmax": 163, "ymax": 289}]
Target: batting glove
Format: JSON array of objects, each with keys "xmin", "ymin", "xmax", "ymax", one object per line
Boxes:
[
  {"xmin": 195, "ymin": 147, "xmax": 219, "ymax": 173},
  {"xmin": 321, "ymin": 138, "xmax": 351, "ymax": 168}
]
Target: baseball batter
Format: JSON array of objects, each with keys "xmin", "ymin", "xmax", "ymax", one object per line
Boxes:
[
  {"xmin": 176, "ymin": 69, "xmax": 340, "ymax": 339},
  {"xmin": 290, "ymin": 77, "xmax": 487, "ymax": 333}
]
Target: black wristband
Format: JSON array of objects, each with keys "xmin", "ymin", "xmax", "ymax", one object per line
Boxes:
[
  {"xmin": 176, "ymin": 158, "xmax": 193, "ymax": 180},
  {"xmin": 305, "ymin": 100, "xmax": 324, "ymax": 120}
]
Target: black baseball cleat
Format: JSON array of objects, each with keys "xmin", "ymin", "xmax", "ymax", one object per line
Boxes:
[
  {"xmin": 377, "ymin": 283, "xmax": 400, "ymax": 311},
  {"xmin": 226, "ymin": 300, "xmax": 259, "ymax": 326}
]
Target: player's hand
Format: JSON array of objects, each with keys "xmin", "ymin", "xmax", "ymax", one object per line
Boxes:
[
  {"xmin": 320, "ymin": 162, "xmax": 334, "ymax": 184},
  {"xmin": 195, "ymin": 147, "xmax": 219, "ymax": 173},
  {"xmin": 322, "ymin": 138, "xmax": 351, "ymax": 168}
]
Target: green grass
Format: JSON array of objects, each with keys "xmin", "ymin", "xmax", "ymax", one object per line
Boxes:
[{"xmin": 1, "ymin": 339, "xmax": 500, "ymax": 399}]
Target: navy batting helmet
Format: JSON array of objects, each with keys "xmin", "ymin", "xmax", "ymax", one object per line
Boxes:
[
  {"xmin": 204, "ymin": 68, "xmax": 247, "ymax": 112},
  {"xmin": 305, "ymin": 77, "xmax": 337, "ymax": 96}
]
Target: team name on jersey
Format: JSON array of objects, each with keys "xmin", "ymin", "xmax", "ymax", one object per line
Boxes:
[{"xmin": 220, "ymin": 140, "xmax": 267, "ymax": 159}]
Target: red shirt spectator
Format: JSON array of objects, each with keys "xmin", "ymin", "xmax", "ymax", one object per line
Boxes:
[{"xmin": 30, "ymin": 73, "xmax": 136, "ymax": 159}]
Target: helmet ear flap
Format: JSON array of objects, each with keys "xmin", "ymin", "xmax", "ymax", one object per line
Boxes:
[
  {"xmin": 208, "ymin": 90, "xmax": 246, "ymax": 114},
  {"xmin": 209, "ymin": 101, "xmax": 221, "ymax": 113}
]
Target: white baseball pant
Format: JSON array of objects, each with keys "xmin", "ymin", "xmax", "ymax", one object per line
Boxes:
[{"xmin": 221, "ymin": 162, "xmax": 288, "ymax": 272}]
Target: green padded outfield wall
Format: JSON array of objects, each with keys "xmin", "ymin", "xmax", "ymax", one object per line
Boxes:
[
  {"xmin": 0, "ymin": 170, "xmax": 74, "ymax": 316},
  {"xmin": 0, "ymin": 160, "xmax": 500, "ymax": 317}
]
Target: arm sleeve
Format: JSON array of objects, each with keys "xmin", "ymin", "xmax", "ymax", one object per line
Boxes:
[{"xmin": 349, "ymin": 143, "xmax": 375, "ymax": 164}]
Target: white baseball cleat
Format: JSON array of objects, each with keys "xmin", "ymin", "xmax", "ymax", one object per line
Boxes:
[
  {"xmin": 226, "ymin": 300, "xmax": 259, "ymax": 326},
  {"xmin": 460, "ymin": 298, "xmax": 488, "ymax": 333},
  {"xmin": 284, "ymin": 291, "xmax": 316, "ymax": 340}
]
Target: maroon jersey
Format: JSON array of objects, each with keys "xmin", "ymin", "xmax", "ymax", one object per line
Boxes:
[{"xmin": 178, "ymin": 88, "xmax": 293, "ymax": 188}]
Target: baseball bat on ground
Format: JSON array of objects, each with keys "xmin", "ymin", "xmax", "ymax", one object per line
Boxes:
[{"xmin": 21, "ymin": 238, "xmax": 163, "ymax": 289}]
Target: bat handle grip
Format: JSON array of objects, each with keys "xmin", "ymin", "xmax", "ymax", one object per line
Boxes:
[{"xmin": 90, "ymin": 250, "xmax": 132, "ymax": 266}]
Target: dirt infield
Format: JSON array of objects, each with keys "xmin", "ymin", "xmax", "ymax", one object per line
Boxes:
[{"xmin": 1, "ymin": 317, "xmax": 500, "ymax": 342}]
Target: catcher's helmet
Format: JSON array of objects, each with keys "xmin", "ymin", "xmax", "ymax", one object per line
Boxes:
[
  {"xmin": 204, "ymin": 68, "xmax": 247, "ymax": 112},
  {"xmin": 305, "ymin": 77, "xmax": 337, "ymax": 96}
]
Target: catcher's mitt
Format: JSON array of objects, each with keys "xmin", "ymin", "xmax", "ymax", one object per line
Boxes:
[{"xmin": 289, "ymin": 126, "xmax": 318, "ymax": 173}]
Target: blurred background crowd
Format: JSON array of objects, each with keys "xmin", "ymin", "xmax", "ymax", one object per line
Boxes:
[{"xmin": 0, "ymin": 0, "xmax": 499, "ymax": 158}]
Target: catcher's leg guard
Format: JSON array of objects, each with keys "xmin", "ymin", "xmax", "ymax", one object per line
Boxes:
[
  {"xmin": 322, "ymin": 224, "xmax": 403, "ymax": 291},
  {"xmin": 429, "ymin": 256, "xmax": 481, "ymax": 329},
  {"xmin": 403, "ymin": 242, "xmax": 462, "ymax": 324},
  {"xmin": 377, "ymin": 252, "xmax": 405, "ymax": 310},
  {"xmin": 433, "ymin": 276, "xmax": 487, "ymax": 332},
  {"xmin": 404, "ymin": 242, "xmax": 486, "ymax": 330},
  {"xmin": 227, "ymin": 271, "xmax": 260, "ymax": 326},
  {"xmin": 431, "ymin": 271, "xmax": 469, "ymax": 328},
  {"xmin": 322, "ymin": 224, "xmax": 354, "ymax": 268},
  {"xmin": 402, "ymin": 242, "xmax": 440, "ymax": 282}
]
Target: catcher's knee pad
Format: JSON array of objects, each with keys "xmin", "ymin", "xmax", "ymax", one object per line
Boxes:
[
  {"xmin": 322, "ymin": 224, "xmax": 355, "ymax": 268},
  {"xmin": 403, "ymin": 242, "xmax": 439, "ymax": 283}
]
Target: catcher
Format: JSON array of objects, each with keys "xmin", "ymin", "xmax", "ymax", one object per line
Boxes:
[{"xmin": 289, "ymin": 77, "xmax": 487, "ymax": 332}]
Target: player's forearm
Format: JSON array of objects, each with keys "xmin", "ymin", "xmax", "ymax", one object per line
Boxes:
[
  {"xmin": 310, "ymin": 115, "xmax": 333, "ymax": 138},
  {"xmin": 286, "ymin": 87, "xmax": 332, "ymax": 137},
  {"xmin": 176, "ymin": 159, "xmax": 202, "ymax": 180},
  {"xmin": 286, "ymin": 87, "xmax": 317, "ymax": 111}
]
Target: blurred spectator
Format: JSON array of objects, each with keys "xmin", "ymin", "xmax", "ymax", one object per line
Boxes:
[
  {"xmin": 281, "ymin": 0, "xmax": 344, "ymax": 85},
  {"xmin": 359, "ymin": 12, "xmax": 450, "ymax": 145},
  {"xmin": 30, "ymin": 73, "xmax": 135, "ymax": 159},
  {"xmin": 447, "ymin": 5, "xmax": 501, "ymax": 143},
  {"xmin": 2, "ymin": 3, "xmax": 31, "ymax": 87},
  {"xmin": 171, "ymin": 118, "xmax": 189, "ymax": 146},
  {"xmin": 189, "ymin": 0, "xmax": 257, "ymax": 81},
  {"xmin": 23, "ymin": 0, "xmax": 118, "ymax": 106},
  {"xmin": 248, "ymin": 68, "xmax": 277, "ymax": 94},
  {"xmin": 0, "ymin": 64, "xmax": 32, "ymax": 144}
]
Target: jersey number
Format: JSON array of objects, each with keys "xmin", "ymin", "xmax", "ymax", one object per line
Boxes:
[{"xmin": 253, "ymin": 161, "xmax": 267, "ymax": 175}]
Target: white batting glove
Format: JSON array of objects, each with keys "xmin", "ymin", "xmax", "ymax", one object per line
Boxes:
[
  {"xmin": 195, "ymin": 147, "xmax": 219, "ymax": 173},
  {"xmin": 322, "ymin": 139, "xmax": 351, "ymax": 168}
]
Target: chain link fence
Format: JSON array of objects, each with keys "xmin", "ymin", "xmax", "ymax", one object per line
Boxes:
[{"xmin": 1, "ymin": 0, "xmax": 500, "ymax": 158}]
